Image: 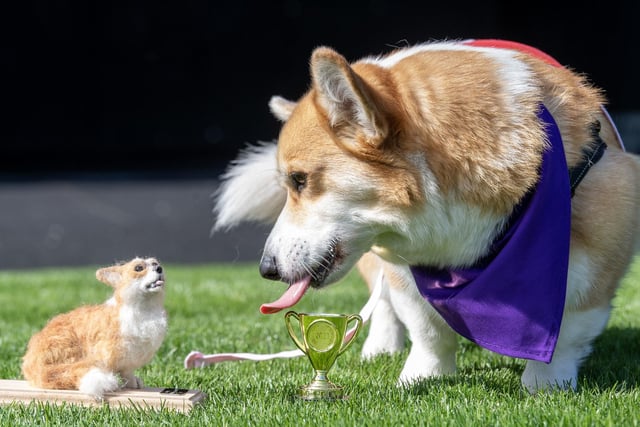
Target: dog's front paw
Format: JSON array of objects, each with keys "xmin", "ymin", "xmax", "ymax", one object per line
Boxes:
[
  {"xmin": 521, "ymin": 360, "xmax": 577, "ymax": 394},
  {"xmin": 361, "ymin": 300, "xmax": 406, "ymax": 359},
  {"xmin": 397, "ymin": 363, "xmax": 457, "ymax": 386},
  {"xmin": 397, "ymin": 348, "xmax": 457, "ymax": 386},
  {"xmin": 362, "ymin": 334, "xmax": 404, "ymax": 359}
]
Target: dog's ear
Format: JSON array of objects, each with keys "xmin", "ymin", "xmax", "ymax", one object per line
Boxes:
[
  {"xmin": 269, "ymin": 96, "xmax": 297, "ymax": 122},
  {"xmin": 96, "ymin": 266, "xmax": 122, "ymax": 287},
  {"xmin": 310, "ymin": 46, "xmax": 387, "ymax": 147}
]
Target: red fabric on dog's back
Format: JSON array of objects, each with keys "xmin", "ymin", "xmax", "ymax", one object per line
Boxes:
[{"xmin": 463, "ymin": 39, "xmax": 563, "ymax": 67}]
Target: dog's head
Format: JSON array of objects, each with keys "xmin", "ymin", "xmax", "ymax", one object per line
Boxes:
[
  {"xmin": 97, "ymin": 257, "xmax": 165, "ymax": 305},
  {"xmin": 258, "ymin": 47, "xmax": 429, "ymax": 313}
]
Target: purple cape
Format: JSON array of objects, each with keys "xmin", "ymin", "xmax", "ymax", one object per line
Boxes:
[{"xmin": 410, "ymin": 106, "xmax": 570, "ymax": 363}]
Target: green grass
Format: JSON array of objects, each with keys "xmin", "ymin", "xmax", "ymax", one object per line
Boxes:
[{"xmin": 1, "ymin": 257, "xmax": 639, "ymax": 426}]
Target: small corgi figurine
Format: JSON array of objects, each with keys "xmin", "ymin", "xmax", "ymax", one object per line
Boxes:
[{"xmin": 21, "ymin": 257, "xmax": 168, "ymax": 400}]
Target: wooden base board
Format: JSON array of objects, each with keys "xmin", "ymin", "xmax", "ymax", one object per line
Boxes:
[{"xmin": 0, "ymin": 380, "xmax": 206, "ymax": 413}]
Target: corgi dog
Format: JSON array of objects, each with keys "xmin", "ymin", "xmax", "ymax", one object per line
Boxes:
[
  {"xmin": 214, "ymin": 40, "xmax": 640, "ymax": 393},
  {"xmin": 22, "ymin": 257, "xmax": 168, "ymax": 399}
]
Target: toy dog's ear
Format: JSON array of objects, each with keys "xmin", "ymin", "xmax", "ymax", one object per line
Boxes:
[{"xmin": 96, "ymin": 266, "xmax": 122, "ymax": 287}]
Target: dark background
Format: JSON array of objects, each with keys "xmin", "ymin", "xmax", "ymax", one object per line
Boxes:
[
  {"xmin": 4, "ymin": 1, "xmax": 640, "ymax": 175},
  {"xmin": 1, "ymin": 1, "xmax": 639, "ymax": 269}
]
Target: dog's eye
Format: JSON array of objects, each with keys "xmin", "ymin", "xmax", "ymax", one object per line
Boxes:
[
  {"xmin": 289, "ymin": 172, "xmax": 307, "ymax": 192},
  {"xmin": 134, "ymin": 264, "xmax": 144, "ymax": 272}
]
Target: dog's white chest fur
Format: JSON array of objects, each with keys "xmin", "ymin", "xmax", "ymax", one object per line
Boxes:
[{"xmin": 118, "ymin": 305, "xmax": 167, "ymax": 367}]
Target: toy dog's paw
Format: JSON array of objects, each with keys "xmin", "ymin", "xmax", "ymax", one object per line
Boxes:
[
  {"xmin": 131, "ymin": 376, "xmax": 144, "ymax": 389},
  {"xmin": 122, "ymin": 374, "xmax": 144, "ymax": 389}
]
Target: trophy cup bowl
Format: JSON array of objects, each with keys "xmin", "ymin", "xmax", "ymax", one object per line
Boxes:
[{"xmin": 285, "ymin": 311, "xmax": 363, "ymax": 400}]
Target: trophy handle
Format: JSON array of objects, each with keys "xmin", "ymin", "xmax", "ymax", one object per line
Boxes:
[
  {"xmin": 284, "ymin": 311, "xmax": 306, "ymax": 352},
  {"xmin": 338, "ymin": 314, "xmax": 363, "ymax": 356}
]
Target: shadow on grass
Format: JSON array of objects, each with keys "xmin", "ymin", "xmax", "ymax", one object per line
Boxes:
[
  {"xmin": 402, "ymin": 327, "xmax": 640, "ymax": 395},
  {"xmin": 580, "ymin": 326, "xmax": 640, "ymax": 390}
]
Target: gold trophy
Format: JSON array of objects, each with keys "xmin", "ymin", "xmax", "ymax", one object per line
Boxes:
[{"xmin": 284, "ymin": 311, "xmax": 363, "ymax": 400}]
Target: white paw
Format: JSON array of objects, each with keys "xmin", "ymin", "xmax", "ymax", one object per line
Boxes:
[
  {"xmin": 397, "ymin": 348, "xmax": 457, "ymax": 386},
  {"xmin": 361, "ymin": 324, "xmax": 405, "ymax": 360},
  {"xmin": 361, "ymin": 300, "xmax": 406, "ymax": 359},
  {"xmin": 362, "ymin": 334, "xmax": 405, "ymax": 359},
  {"xmin": 521, "ymin": 361, "xmax": 577, "ymax": 394}
]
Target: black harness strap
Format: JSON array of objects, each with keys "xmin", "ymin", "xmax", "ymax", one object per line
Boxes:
[{"xmin": 568, "ymin": 121, "xmax": 607, "ymax": 197}]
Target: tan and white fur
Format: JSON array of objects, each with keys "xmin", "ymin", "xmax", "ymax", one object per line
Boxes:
[
  {"xmin": 214, "ymin": 41, "xmax": 640, "ymax": 393},
  {"xmin": 22, "ymin": 257, "xmax": 168, "ymax": 399}
]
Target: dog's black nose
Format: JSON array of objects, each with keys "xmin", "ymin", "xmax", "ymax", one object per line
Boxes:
[
  {"xmin": 151, "ymin": 262, "xmax": 163, "ymax": 274},
  {"xmin": 259, "ymin": 255, "xmax": 281, "ymax": 281}
]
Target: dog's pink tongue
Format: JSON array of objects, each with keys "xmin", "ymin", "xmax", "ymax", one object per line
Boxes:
[{"xmin": 260, "ymin": 277, "xmax": 311, "ymax": 314}]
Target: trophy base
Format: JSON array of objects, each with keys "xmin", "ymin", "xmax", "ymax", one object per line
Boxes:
[{"xmin": 297, "ymin": 380, "xmax": 347, "ymax": 401}]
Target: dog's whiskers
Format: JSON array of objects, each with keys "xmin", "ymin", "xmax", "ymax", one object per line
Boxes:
[{"xmin": 300, "ymin": 262, "xmax": 318, "ymax": 281}]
